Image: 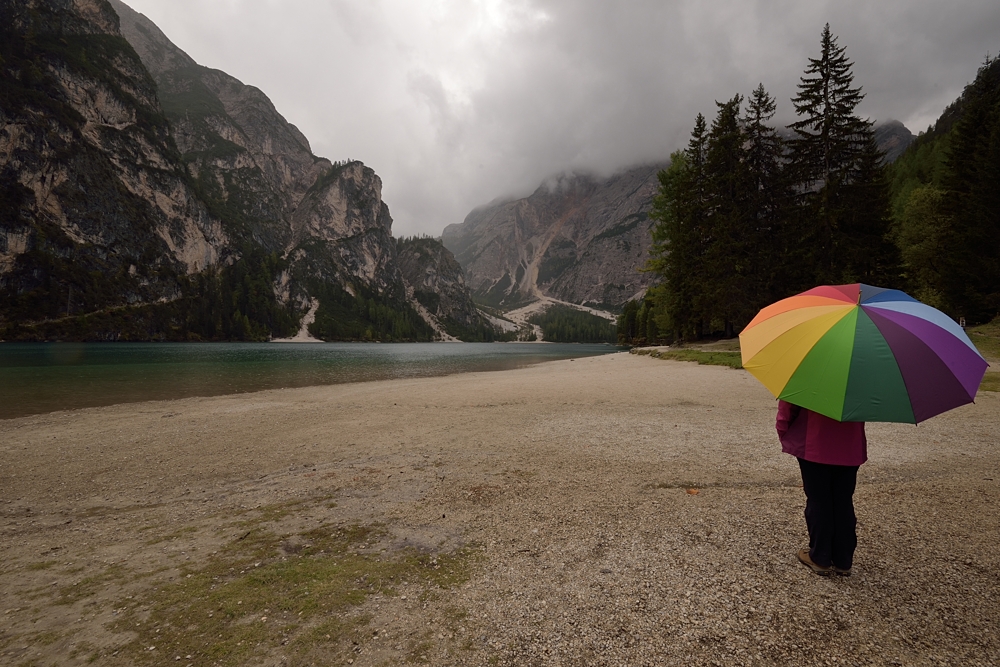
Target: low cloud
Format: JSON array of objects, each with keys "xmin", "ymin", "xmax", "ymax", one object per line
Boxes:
[{"xmin": 124, "ymin": 0, "xmax": 1000, "ymax": 236}]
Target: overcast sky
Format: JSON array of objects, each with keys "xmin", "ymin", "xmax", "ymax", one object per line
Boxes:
[{"xmin": 123, "ymin": 0, "xmax": 999, "ymax": 237}]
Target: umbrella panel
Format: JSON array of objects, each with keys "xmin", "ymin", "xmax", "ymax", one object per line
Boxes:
[
  {"xmin": 744, "ymin": 307, "xmax": 855, "ymax": 396},
  {"xmin": 866, "ymin": 308, "xmax": 979, "ymax": 422},
  {"xmin": 842, "ymin": 309, "xmax": 914, "ymax": 423},
  {"xmin": 801, "ymin": 284, "xmax": 859, "ymax": 302},
  {"xmin": 744, "ymin": 295, "xmax": 854, "ymax": 332},
  {"xmin": 780, "ymin": 307, "xmax": 858, "ymax": 420},
  {"xmin": 865, "ymin": 300, "xmax": 981, "ymax": 356},
  {"xmin": 858, "ymin": 284, "xmax": 898, "ymax": 302},
  {"xmin": 740, "ymin": 304, "xmax": 854, "ymax": 363},
  {"xmin": 867, "ymin": 307, "xmax": 987, "ymax": 398}
]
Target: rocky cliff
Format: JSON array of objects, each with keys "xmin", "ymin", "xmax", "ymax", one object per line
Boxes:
[
  {"xmin": 395, "ymin": 237, "xmax": 499, "ymax": 340},
  {"xmin": 442, "ymin": 164, "xmax": 665, "ymax": 311},
  {"xmin": 874, "ymin": 120, "xmax": 915, "ymax": 164},
  {"xmin": 1, "ymin": 0, "xmax": 473, "ymax": 341},
  {"xmin": 1, "ymin": 0, "xmax": 224, "ymax": 321},
  {"xmin": 112, "ymin": 0, "xmax": 406, "ymax": 295}
]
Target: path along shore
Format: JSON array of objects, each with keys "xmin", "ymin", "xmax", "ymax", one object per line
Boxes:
[{"xmin": 1, "ymin": 352, "xmax": 998, "ymax": 666}]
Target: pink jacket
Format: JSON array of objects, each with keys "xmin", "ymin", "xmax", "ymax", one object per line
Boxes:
[{"xmin": 776, "ymin": 400, "xmax": 868, "ymax": 467}]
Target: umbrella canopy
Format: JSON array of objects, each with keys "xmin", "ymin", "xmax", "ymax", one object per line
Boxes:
[{"xmin": 739, "ymin": 283, "xmax": 989, "ymax": 423}]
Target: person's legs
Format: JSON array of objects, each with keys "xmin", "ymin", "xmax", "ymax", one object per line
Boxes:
[
  {"xmin": 830, "ymin": 464, "xmax": 860, "ymax": 570},
  {"xmin": 797, "ymin": 458, "xmax": 835, "ymax": 568}
]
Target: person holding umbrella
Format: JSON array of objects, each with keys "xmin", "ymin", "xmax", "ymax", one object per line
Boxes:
[
  {"xmin": 776, "ymin": 400, "xmax": 866, "ymax": 575},
  {"xmin": 739, "ymin": 283, "xmax": 989, "ymax": 576}
]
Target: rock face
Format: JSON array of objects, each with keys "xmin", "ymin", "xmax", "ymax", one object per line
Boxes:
[
  {"xmin": 442, "ymin": 165, "xmax": 665, "ymax": 310},
  {"xmin": 111, "ymin": 0, "xmax": 405, "ymax": 299},
  {"xmin": 1, "ymin": 0, "xmax": 225, "ymax": 315},
  {"xmin": 395, "ymin": 237, "xmax": 490, "ymax": 338},
  {"xmin": 0, "ymin": 0, "xmax": 448, "ymax": 340},
  {"xmin": 874, "ymin": 120, "xmax": 915, "ymax": 163}
]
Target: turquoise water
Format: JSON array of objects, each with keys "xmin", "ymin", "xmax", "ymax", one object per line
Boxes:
[{"xmin": 0, "ymin": 342, "xmax": 622, "ymax": 419}]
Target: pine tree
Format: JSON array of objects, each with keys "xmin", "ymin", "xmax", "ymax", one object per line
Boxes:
[
  {"xmin": 789, "ymin": 25, "xmax": 868, "ymax": 185},
  {"xmin": 616, "ymin": 299, "xmax": 639, "ymax": 344},
  {"xmin": 704, "ymin": 95, "xmax": 749, "ymax": 335},
  {"xmin": 895, "ymin": 185, "xmax": 947, "ymax": 307},
  {"xmin": 647, "ymin": 114, "xmax": 710, "ymax": 340},
  {"xmin": 839, "ymin": 133, "xmax": 900, "ymax": 284},
  {"xmin": 743, "ymin": 84, "xmax": 795, "ymax": 303},
  {"xmin": 788, "ymin": 24, "xmax": 886, "ymax": 285}
]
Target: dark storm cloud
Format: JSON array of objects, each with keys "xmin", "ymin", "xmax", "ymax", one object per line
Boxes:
[{"xmin": 124, "ymin": 0, "xmax": 1000, "ymax": 236}]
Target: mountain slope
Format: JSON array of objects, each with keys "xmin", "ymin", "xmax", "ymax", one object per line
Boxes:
[
  {"xmin": 2, "ymin": 0, "xmax": 483, "ymax": 341},
  {"xmin": 111, "ymin": 0, "xmax": 406, "ymax": 300},
  {"xmin": 889, "ymin": 56, "xmax": 1000, "ymax": 321},
  {"xmin": 442, "ymin": 164, "xmax": 665, "ymax": 310},
  {"xmin": 0, "ymin": 0, "xmax": 225, "ymax": 325},
  {"xmin": 874, "ymin": 119, "xmax": 915, "ymax": 163},
  {"xmin": 395, "ymin": 236, "xmax": 503, "ymax": 341}
]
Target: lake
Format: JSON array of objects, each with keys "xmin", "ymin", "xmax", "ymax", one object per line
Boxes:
[{"xmin": 0, "ymin": 342, "xmax": 623, "ymax": 419}]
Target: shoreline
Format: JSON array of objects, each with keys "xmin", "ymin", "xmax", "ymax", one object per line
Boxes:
[
  {"xmin": 0, "ymin": 342, "xmax": 620, "ymax": 421},
  {"xmin": 2, "ymin": 354, "xmax": 998, "ymax": 665}
]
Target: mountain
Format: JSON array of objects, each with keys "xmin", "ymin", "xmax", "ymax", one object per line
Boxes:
[
  {"xmin": 395, "ymin": 237, "xmax": 504, "ymax": 341},
  {"xmin": 111, "ymin": 0, "xmax": 403, "ymax": 295},
  {"xmin": 874, "ymin": 119, "xmax": 915, "ymax": 163},
  {"xmin": 0, "ymin": 0, "xmax": 484, "ymax": 341},
  {"xmin": 1, "ymin": 0, "xmax": 224, "ymax": 319},
  {"xmin": 441, "ymin": 164, "xmax": 665, "ymax": 311},
  {"xmin": 444, "ymin": 124, "xmax": 913, "ymax": 313}
]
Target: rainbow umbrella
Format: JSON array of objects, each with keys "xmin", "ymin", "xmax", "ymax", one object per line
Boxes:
[{"xmin": 739, "ymin": 284, "xmax": 989, "ymax": 423}]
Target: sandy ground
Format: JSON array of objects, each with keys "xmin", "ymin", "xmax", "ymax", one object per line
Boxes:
[{"xmin": 1, "ymin": 352, "xmax": 998, "ymax": 666}]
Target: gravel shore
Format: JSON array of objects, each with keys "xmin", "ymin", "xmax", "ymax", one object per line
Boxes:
[{"xmin": 1, "ymin": 352, "xmax": 997, "ymax": 666}]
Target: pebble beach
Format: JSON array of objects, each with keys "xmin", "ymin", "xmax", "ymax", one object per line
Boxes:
[{"xmin": 1, "ymin": 352, "xmax": 998, "ymax": 666}]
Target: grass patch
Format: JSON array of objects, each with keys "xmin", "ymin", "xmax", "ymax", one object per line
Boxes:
[
  {"xmin": 968, "ymin": 318, "xmax": 1000, "ymax": 363},
  {"xmin": 632, "ymin": 348, "xmax": 743, "ymax": 369},
  {"xmin": 108, "ymin": 522, "xmax": 478, "ymax": 666},
  {"xmin": 28, "ymin": 630, "xmax": 62, "ymax": 646},
  {"xmin": 25, "ymin": 560, "xmax": 59, "ymax": 571},
  {"xmin": 56, "ymin": 564, "xmax": 126, "ymax": 605},
  {"xmin": 962, "ymin": 318, "xmax": 997, "ymax": 391},
  {"xmin": 979, "ymin": 372, "xmax": 1000, "ymax": 393},
  {"xmin": 69, "ymin": 639, "xmax": 97, "ymax": 661},
  {"xmin": 406, "ymin": 635, "xmax": 435, "ymax": 663},
  {"xmin": 144, "ymin": 525, "xmax": 198, "ymax": 546}
]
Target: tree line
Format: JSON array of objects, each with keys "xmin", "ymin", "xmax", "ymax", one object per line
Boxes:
[
  {"xmin": 529, "ymin": 305, "xmax": 617, "ymax": 344},
  {"xmin": 628, "ymin": 24, "xmax": 966, "ymax": 344},
  {"xmin": 890, "ymin": 56, "xmax": 1000, "ymax": 324}
]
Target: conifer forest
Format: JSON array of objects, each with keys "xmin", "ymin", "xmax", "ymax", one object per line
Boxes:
[{"xmin": 622, "ymin": 25, "xmax": 1000, "ymax": 344}]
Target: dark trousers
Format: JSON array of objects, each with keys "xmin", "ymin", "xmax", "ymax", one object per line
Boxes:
[{"xmin": 797, "ymin": 457, "xmax": 860, "ymax": 569}]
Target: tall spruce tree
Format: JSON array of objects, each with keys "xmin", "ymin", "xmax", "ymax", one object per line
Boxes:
[
  {"xmin": 704, "ymin": 95, "xmax": 750, "ymax": 335},
  {"xmin": 839, "ymin": 133, "xmax": 900, "ymax": 283},
  {"xmin": 742, "ymin": 84, "xmax": 793, "ymax": 306},
  {"xmin": 788, "ymin": 24, "xmax": 893, "ymax": 285},
  {"xmin": 647, "ymin": 114, "xmax": 709, "ymax": 340}
]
